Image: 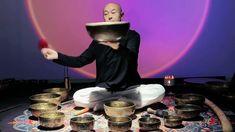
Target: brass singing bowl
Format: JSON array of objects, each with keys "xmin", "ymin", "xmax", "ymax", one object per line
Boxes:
[
  {"xmin": 70, "ymin": 116, "xmax": 95, "ymax": 131},
  {"xmin": 138, "ymin": 117, "xmax": 161, "ymax": 131},
  {"xmin": 108, "ymin": 117, "xmax": 132, "ymax": 132},
  {"xmin": 164, "ymin": 115, "xmax": 182, "ymax": 128},
  {"xmin": 205, "ymin": 81, "xmax": 229, "ymax": 94},
  {"xmin": 29, "ymin": 93, "xmax": 61, "ymax": 105},
  {"xmin": 86, "ymin": 21, "xmax": 130, "ymax": 42},
  {"xmin": 104, "ymin": 100, "xmax": 136, "ymax": 117},
  {"xmin": 175, "ymin": 93, "xmax": 205, "ymax": 106},
  {"xmin": 175, "ymin": 104, "xmax": 201, "ymax": 120},
  {"xmin": 222, "ymin": 92, "xmax": 235, "ymax": 101},
  {"xmin": 43, "ymin": 88, "xmax": 68, "ymax": 102},
  {"xmin": 29, "ymin": 103, "xmax": 58, "ymax": 117},
  {"xmin": 39, "ymin": 112, "xmax": 65, "ymax": 128}
]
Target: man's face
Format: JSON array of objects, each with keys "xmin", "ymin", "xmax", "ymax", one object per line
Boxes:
[{"xmin": 103, "ymin": 3, "xmax": 123, "ymax": 22}]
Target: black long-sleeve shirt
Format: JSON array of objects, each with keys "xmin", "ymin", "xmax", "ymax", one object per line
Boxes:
[{"xmin": 53, "ymin": 30, "xmax": 141, "ymax": 91}]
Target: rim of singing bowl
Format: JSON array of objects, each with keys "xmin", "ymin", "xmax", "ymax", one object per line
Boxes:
[
  {"xmin": 70, "ymin": 116, "xmax": 95, "ymax": 124},
  {"xmin": 86, "ymin": 21, "xmax": 129, "ymax": 26},
  {"xmin": 108, "ymin": 116, "xmax": 132, "ymax": 123},
  {"xmin": 29, "ymin": 93, "xmax": 61, "ymax": 100},
  {"xmin": 29, "ymin": 102, "xmax": 57, "ymax": 110},
  {"xmin": 39, "ymin": 111, "xmax": 65, "ymax": 119},
  {"xmin": 43, "ymin": 87, "xmax": 68, "ymax": 92},
  {"xmin": 104, "ymin": 100, "xmax": 135, "ymax": 109}
]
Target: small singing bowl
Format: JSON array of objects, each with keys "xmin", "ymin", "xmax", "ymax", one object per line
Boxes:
[
  {"xmin": 164, "ymin": 115, "xmax": 182, "ymax": 128},
  {"xmin": 29, "ymin": 102, "xmax": 58, "ymax": 118},
  {"xmin": 39, "ymin": 112, "xmax": 65, "ymax": 128},
  {"xmin": 108, "ymin": 117, "xmax": 132, "ymax": 132},
  {"xmin": 175, "ymin": 104, "xmax": 201, "ymax": 120},
  {"xmin": 175, "ymin": 93, "xmax": 205, "ymax": 106},
  {"xmin": 29, "ymin": 93, "xmax": 61, "ymax": 105},
  {"xmin": 86, "ymin": 21, "xmax": 130, "ymax": 42},
  {"xmin": 70, "ymin": 116, "xmax": 95, "ymax": 131},
  {"xmin": 43, "ymin": 88, "xmax": 68, "ymax": 102},
  {"xmin": 104, "ymin": 100, "xmax": 135, "ymax": 117},
  {"xmin": 138, "ymin": 117, "xmax": 161, "ymax": 131}
]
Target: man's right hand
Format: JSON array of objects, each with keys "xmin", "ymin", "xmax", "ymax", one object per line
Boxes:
[
  {"xmin": 99, "ymin": 41, "xmax": 120, "ymax": 50},
  {"xmin": 41, "ymin": 48, "xmax": 58, "ymax": 60}
]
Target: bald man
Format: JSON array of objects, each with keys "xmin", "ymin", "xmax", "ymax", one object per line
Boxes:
[{"xmin": 41, "ymin": 3, "xmax": 165, "ymax": 111}]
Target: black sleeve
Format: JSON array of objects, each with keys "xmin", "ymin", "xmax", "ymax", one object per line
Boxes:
[
  {"xmin": 53, "ymin": 41, "xmax": 96, "ymax": 68},
  {"xmin": 117, "ymin": 31, "xmax": 140, "ymax": 59}
]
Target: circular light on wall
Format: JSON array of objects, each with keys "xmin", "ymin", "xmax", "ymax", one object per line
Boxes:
[{"xmin": 25, "ymin": 0, "xmax": 211, "ymax": 78}]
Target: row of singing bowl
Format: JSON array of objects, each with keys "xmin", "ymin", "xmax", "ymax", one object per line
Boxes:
[
  {"xmin": 29, "ymin": 88, "xmax": 68, "ymax": 118},
  {"xmin": 28, "ymin": 88, "xmax": 69, "ymax": 128},
  {"xmin": 33, "ymin": 109, "xmax": 95, "ymax": 130}
]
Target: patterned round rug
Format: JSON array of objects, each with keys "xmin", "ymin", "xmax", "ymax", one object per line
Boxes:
[{"xmin": 10, "ymin": 96, "xmax": 223, "ymax": 132}]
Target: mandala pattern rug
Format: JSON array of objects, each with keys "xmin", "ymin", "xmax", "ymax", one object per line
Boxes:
[{"xmin": 9, "ymin": 96, "xmax": 223, "ymax": 132}]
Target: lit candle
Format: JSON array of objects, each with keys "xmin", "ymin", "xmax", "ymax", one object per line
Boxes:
[{"xmin": 164, "ymin": 75, "xmax": 175, "ymax": 86}]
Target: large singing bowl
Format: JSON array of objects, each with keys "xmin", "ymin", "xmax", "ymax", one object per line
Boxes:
[
  {"xmin": 108, "ymin": 117, "xmax": 132, "ymax": 132},
  {"xmin": 104, "ymin": 100, "xmax": 135, "ymax": 117},
  {"xmin": 175, "ymin": 93, "xmax": 205, "ymax": 106},
  {"xmin": 70, "ymin": 116, "xmax": 95, "ymax": 131},
  {"xmin": 39, "ymin": 112, "xmax": 65, "ymax": 128},
  {"xmin": 175, "ymin": 104, "xmax": 201, "ymax": 120},
  {"xmin": 86, "ymin": 21, "xmax": 130, "ymax": 41},
  {"xmin": 43, "ymin": 88, "xmax": 69, "ymax": 102},
  {"xmin": 29, "ymin": 102, "xmax": 58, "ymax": 118},
  {"xmin": 29, "ymin": 93, "xmax": 61, "ymax": 105}
]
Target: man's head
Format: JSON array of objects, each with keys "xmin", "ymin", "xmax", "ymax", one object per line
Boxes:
[{"xmin": 103, "ymin": 3, "xmax": 124, "ymax": 22}]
